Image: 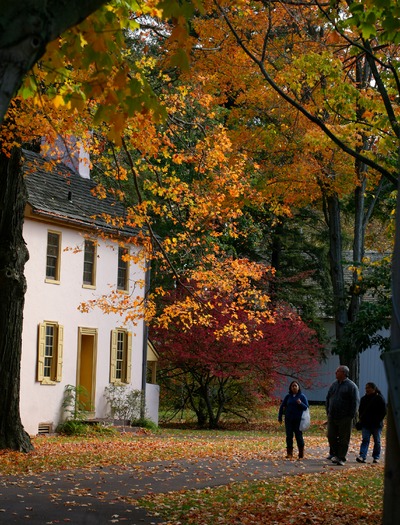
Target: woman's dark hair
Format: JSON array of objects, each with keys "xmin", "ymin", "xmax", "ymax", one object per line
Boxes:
[
  {"xmin": 366, "ymin": 382, "xmax": 381, "ymax": 395},
  {"xmin": 289, "ymin": 381, "xmax": 301, "ymax": 394}
]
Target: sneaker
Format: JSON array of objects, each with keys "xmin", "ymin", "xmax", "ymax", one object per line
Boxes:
[
  {"xmin": 373, "ymin": 458, "xmax": 379, "ymax": 464},
  {"xmin": 331, "ymin": 456, "xmax": 345, "ymax": 465},
  {"xmin": 356, "ymin": 456, "xmax": 366, "ymax": 463},
  {"xmin": 326, "ymin": 455, "xmax": 334, "ymax": 460}
]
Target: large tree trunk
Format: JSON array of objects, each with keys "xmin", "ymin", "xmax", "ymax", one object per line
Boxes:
[
  {"xmin": 383, "ymin": 170, "xmax": 400, "ymax": 524},
  {"xmin": 0, "ymin": 0, "xmax": 107, "ymax": 124},
  {"xmin": 323, "ymin": 179, "xmax": 378, "ymax": 386},
  {"xmin": 0, "ymin": 0, "xmax": 110, "ymax": 452},
  {"xmin": 345, "ymin": 180, "xmax": 365, "ymax": 385},
  {"xmin": 0, "ymin": 148, "xmax": 32, "ymax": 451},
  {"xmin": 323, "ymin": 192, "xmax": 356, "ymax": 370}
]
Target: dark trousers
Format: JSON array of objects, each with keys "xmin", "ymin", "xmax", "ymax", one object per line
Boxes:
[
  {"xmin": 285, "ymin": 418, "xmax": 304, "ymax": 451},
  {"xmin": 327, "ymin": 416, "xmax": 353, "ymax": 461}
]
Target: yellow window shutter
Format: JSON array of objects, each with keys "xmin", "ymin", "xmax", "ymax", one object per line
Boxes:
[
  {"xmin": 37, "ymin": 323, "xmax": 46, "ymax": 382},
  {"xmin": 110, "ymin": 330, "xmax": 117, "ymax": 383},
  {"xmin": 56, "ymin": 325, "xmax": 64, "ymax": 382},
  {"xmin": 125, "ymin": 332, "xmax": 132, "ymax": 384}
]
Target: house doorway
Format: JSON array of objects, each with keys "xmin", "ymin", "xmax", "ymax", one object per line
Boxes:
[{"xmin": 77, "ymin": 327, "xmax": 98, "ymax": 417}]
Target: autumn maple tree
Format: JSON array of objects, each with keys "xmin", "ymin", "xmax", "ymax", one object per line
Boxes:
[
  {"xmin": 157, "ymin": 0, "xmax": 395, "ymax": 382},
  {"xmin": 0, "ymin": 0, "xmax": 398, "ymax": 520},
  {"xmin": 75, "ymin": 10, "xmax": 360, "ymax": 426},
  {"xmin": 103, "ymin": 6, "xmax": 398, "ymax": 519},
  {"xmin": 80, "ymin": 0, "xmax": 392, "ymax": 384},
  {"xmin": 0, "ymin": 0, "xmax": 119, "ymax": 453},
  {"xmin": 0, "ymin": 6, "xmax": 397, "ymax": 522},
  {"xmin": 174, "ymin": 1, "xmax": 400, "ymax": 522},
  {"xmin": 151, "ymin": 269, "xmax": 321, "ymax": 428}
]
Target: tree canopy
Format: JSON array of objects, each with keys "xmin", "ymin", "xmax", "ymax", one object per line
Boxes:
[{"xmin": 152, "ymin": 279, "xmax": 321, "ymax": 428}]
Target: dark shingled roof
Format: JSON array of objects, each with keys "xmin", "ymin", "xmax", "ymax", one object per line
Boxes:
[{"xmin": 23, "ymin": 149, "xmax": 137, "ymax": 237}]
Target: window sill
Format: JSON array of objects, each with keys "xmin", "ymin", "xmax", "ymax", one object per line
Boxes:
[{"xmin": 116, "ymin": 288, "xmax": 129, "ymax": 294}]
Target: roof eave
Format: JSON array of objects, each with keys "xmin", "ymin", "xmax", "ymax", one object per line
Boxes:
[{"xmin": 26, "ymin": 205, "xmax": 139, "ymax": 239}]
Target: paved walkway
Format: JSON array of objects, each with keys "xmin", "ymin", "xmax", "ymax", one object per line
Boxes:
[{"xmin": 0, "ymin": 449, "xmax": 366, "ymax": 524}]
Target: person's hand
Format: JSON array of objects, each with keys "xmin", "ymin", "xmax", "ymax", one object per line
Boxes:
[{"xmin": 297, "ymin": 399, "xmax": 302, "ymax": 404}]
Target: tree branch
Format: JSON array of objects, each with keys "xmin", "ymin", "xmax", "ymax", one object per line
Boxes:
[{"xmin": 213, "ymin": 0, "xmax": 397, "ymax": 186}]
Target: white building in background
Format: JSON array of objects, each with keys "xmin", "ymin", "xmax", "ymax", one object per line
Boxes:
[
  {"xmin": 304, "ymin": 321, "xmax": 389, "ymax": 403},
  {"xmin": 277, "ymin": 249, "xmax": 390, "ymax": 404},
  {"xmin": 20, "ymin": 148, "xmax": 159, "ymax": 436}
]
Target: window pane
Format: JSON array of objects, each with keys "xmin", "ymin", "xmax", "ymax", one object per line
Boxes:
[
  {"xmin": 117, "ymin": 247, "xmax": 128, "ymax": 290},
  {"xmin": 83, "ymin": 240, "xmax": 95, "ymax": 285},
  {"xmin": 46, "ymin": 233, "xmax": 60, "ymax": 279},
  {"xmin": 44, "ymin": 325, "xmax": 55, "ymax": 378},
  {"xmin": 116, "ymin": 331, "xmax": 126, "ymax": 380}
]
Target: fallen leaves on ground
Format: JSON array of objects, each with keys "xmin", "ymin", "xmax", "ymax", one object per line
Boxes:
[
  {"xmin": 0, "ymin": 423, "xmax": 384, "ymax": 525},
  {"xmin": 0, "ymin": 431, "xmax": 330, "ymax": 476},
  {"xmin": 138, "ymin": 466, "xmax": 383, "ymax": 525}
]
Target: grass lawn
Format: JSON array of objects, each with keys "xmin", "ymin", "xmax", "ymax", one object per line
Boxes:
[
  {"xmin": 138, "ymin": 465, "xmax": 383, "ymax": 525},
  {"xmin": 0, "ymin": 404, "xmax": 384, "ymax": 524}
]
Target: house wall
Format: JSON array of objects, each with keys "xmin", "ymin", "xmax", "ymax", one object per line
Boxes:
[
  {"xmin": 20, "ymin": 219, "xmax": 150, "ymax": 435},
  {"xmin": 275, "ymin": 320, "xmax": 389, "ymax": 404},
  {"xmin": 358, "ymin": 342, "xmax": 389, "ymax": 400}
]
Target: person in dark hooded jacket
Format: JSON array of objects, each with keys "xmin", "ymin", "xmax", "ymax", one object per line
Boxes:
[{"xmin": 356, "ymin": 382, "xmax": 387, "ymax": 464}]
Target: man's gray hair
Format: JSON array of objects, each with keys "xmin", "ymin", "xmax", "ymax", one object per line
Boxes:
[{"xmin": 338, "ymin": 365, "xmax": 350, "ymax": 377}]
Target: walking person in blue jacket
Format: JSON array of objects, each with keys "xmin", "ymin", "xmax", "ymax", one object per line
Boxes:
[
  {"xmin": 278, "ymin": 380, "xmax": 309, "ymax": 459},
  {"xmin": 356, "ymin": 382, "xmax": 386, "ymax": 464}
]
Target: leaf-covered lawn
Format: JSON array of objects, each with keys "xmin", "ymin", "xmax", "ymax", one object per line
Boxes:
[
  {"xmin": 0, "ymin": 407, "xmax": 384, "ymax": 524},
  {"xmin": 138, "ymin": 466, "xmax": 383, "ymax": 525},
  {"xmin": 0, "ymin": 429, "xmax": 298, "ymax": 475}
]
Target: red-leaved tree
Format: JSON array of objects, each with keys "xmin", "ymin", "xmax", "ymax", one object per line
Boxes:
[{"xmin": 151, "ymin": 286, "xmax": 321, "ymax": 428}]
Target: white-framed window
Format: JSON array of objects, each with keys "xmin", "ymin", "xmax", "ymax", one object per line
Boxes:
[
  {"xmin": 117, "ymin": 246, "xmax": 129, "ymax": 291},
  {"xmin": 37, "ymin": 322, "xmax": 63, "ymax": 384},
  {"xmin": 46, "ymin": 231, "xmax": 61, "ymax": 282},
  {"xmin": 83, "ymin": 239, "xmax": 96, "ymax": 287},
  {"xmin": 110, "ymin": 329, "xmax": 132, "ymax": 384}
]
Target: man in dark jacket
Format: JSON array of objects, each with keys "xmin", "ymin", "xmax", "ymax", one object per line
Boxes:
[{"xmin": 326, "ymin": 365, "xmax": 360, "ymax": 466}]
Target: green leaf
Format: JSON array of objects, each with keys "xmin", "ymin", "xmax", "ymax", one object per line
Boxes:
[
  {"xmin": 366, "ymin": 10, "xmax": 377, "ymax": 24},
  {"xmin": 349, "ymin": 3, "xmax": 365, "ymax": 14},
  {"xmin": 359, "ymin": 22, "xmax": 377, "ymax": 39},
  {"xmin": 20, "ymin": 86, "xmax": 35, "ymax": 99},
  {"xmin": 170, "ymin": 48, "xmax": 190, "ymax": 71}
]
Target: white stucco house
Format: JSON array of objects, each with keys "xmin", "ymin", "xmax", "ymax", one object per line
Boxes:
[{"xmin": 20, "ymin": 148, "xmax": 159, "ymax": 436}]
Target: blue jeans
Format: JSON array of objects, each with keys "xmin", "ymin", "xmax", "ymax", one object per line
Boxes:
[
  {"xmin": 359, "ymin": 426, "xmax": 382, "ymax": 460},
  {"xmin": 285, "ymin": 418, "xmax": 304, "ymax": 450}
]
